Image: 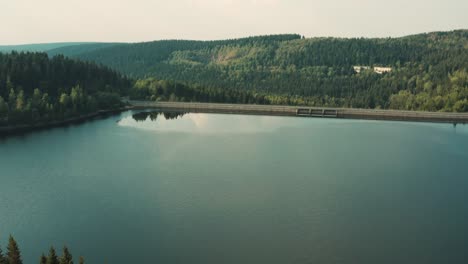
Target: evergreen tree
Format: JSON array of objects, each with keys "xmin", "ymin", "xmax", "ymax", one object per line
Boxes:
[
  {"xmin": 39, "ymin": 254, "xmax": 47, "ymax": 264},
  {"xmin": 46, "ymin": 247, "xmax": 59, "ymax": 264},
  {"xmin": 0, "ymin": 96, "xmax": 8, "ymax": 116},
  {"xmin": 59, "ymin": 246, "xmax": 73, "ymax": 264},
  {"xmin": 0, "ymin": 246, "xmax": 7, "ymax": 264},
  {"xmin": 8, "ymin": 89, "xmax": 16, "ymax": 111},
  {"xmin": 15, "ymin": 90, "xmax": 25, "ymax": 112},
  {"xmin": 0, "ymin": 52, "xmax": 131, "ymax": 126},
  {"xmin": 6, "ymin": 235, "xmax": 22, "ymax": 264}
]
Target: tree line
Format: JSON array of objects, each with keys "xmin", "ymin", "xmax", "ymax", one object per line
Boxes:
[
  {"xmin": 0, "ymin": 235, "xmax": 84, "ymax": 264},
  {"xmin": 129, "ymin": 69, "xmax": 468, "ymax": 112},
  {"xmin": 1, "ymin": 30, "xmax": 467, "ymax": 128},
  {"xmin": 130, "ymin": 78, "xmax": 339, "ymax": 106},
  {"xmin": 70, "ymin": 30, "xmax": 467, "ymax": 112},
  {"xmin": 0, "ymin": 52, "xmax": 130, "ymax": 126}
]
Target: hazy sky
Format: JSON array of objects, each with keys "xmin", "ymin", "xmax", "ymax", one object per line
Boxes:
[{"xmin": 1, "ymin": 0, "xmax": 467, "ymax": 44}]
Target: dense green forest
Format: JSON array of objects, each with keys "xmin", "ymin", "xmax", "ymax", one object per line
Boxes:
[
  {"xmin": 47, "ymin": 43, "xmax": 121, "ymax": 57},
  {"xmin": 1, "ymin": 30, "xmax": 467, "ymax": 118},
  {"xmin": 60, "ymin": 30, "xmax": 467, "ymax": 112},
  {"xmin": 0, "ymin": 52, "xmax": 131, "ymax": 126},
  {"xmin": 130, "ymin": 78, "xmax": 346, "ymax": 106},
  {"xmin": 0, "ymin": 235, "xmax": 84, "ymax": 264}
]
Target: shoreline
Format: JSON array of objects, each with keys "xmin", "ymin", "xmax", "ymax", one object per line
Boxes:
[
  {"xmin": 129, "ymin": 101, "xmax": 468, "ymax": 124},
  {"xmin": 2, "ymin": 101, "xmax": 467, "ymax": 136},
  {"xmin": 0, "ymin": 107, "xmax": 130, "ymax": 136}
]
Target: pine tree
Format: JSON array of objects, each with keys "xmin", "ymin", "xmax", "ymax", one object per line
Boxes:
[
  {"xmin": 46, "ymin": 247, "xmax": 59, "ymax": 264},
  {"xmin": 15, "ymin": 90, "xmax": 25, "ymax": 112},
  {"xmin": 59, "ymin": 246, "xmax": 73, "ymax": 264},
  {"xmin": 0, "ymin": 96, "xmax": 8, "ymax": 116},
  {"xmin": 39, "ymin": 253, "xmax": 47, "ymax": 264},
  {"xmin": 7, "ymin": 235, "xmax": 22, "ymax": 264},
  {"xmin": 0, "ymin": 246, "xmax": 7, "ymax": 264},
  {"xmin": 8, "ymin": 89, "xmax": 16, "ymax": 111}
]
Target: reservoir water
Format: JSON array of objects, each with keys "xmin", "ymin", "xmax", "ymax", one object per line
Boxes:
[{"xmin": 1, "ymin": 111, "xmax": 467, "ymax": 264}]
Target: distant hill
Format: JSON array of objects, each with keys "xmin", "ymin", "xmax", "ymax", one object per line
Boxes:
[
  {"xmin": 0, "ymin": 42, "xmax": 91, "ymax": 53},
  {"xmin": 62, "ymin": 31, "xmax": 467, "ymax": 75},
  {"xmin": 46, "ymin": 43, "xmax": 123, "ymax": 57},
  {"xmin": 0, "ymin": 42, "xmax": 121, "ymax": 55},
  {"xmin": 3, "ymin": 30, "xmax": 467, "ymax": 112},
  {"xmin": 69, "ymin": 34, "xmax": 304, "ymax": 78}
]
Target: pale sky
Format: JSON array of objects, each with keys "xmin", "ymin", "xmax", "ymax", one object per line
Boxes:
[{"xmin": 1, "ymin": 0, "xmax": 467, "ymax": 45}]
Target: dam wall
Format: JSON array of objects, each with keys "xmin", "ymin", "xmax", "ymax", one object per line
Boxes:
[{"xmin": 129, "ymin": 101, "xmax": 468, "ymax": 123}]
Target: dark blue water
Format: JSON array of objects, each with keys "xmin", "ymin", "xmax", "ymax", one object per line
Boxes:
[{"xmin": 1, "ymin": 111, "xmax": 467, "ymax": 264}]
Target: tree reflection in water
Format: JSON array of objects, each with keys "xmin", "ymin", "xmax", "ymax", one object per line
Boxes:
[{"xmin": 132, "ymin": 111, "xmax": 186, "ymax": 122}]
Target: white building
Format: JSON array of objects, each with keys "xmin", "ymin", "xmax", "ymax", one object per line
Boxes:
[
  {"xmin": 373, "ymin": 67, "xmax": 392, "ymax": 74},
  {"xmin": 353, "ymin": 66, "xmax": 392, "ymax": 74},
  {"xmin": 353, "ymin": 66, "xmax": 371, "ymax": 73}
]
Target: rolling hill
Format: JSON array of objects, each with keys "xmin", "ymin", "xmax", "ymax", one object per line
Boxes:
[
  {"xmin": 46, "ymin": 43, "xmax": 122, "ymax": 57},
  {"xmin": 0, "ymin": 42, "xmax": 120, "ymax": 55},
  {"xmin": 0, "ymin": 42, "xmax": 91, "ymax": 53},
  {"xmin": 3, "ymin": 30, "xmax": 467, "ymax": 111}
]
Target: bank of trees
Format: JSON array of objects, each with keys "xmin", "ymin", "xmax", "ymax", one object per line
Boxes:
[
  {"xmin": 0, "ymin": 235, "xmax": 84, "ymax": 264},
  {"xmin": 130, "ymin": 78, "xmax": 349, "ymax": 107},
  {"xmin": 0, "ymin": 52, "xmax": 131, "ymax": 126},
  {"xmin": 130, "ymin": 78, "xmax": 271, "ymax": 104},
  {"xmin": 129, "ymin": 68, "xmax": 468, "ymax": 112},
  {"xmin": 388, "ymin": 69, "xmax": 468, "ymax": 112},
  {"xmin": 2, "ymin": 31, "xmax": 467, "ymax": 120},
  {"xmin": 69, "ymin": 30, "xmax": 467, "ymax": 112}
]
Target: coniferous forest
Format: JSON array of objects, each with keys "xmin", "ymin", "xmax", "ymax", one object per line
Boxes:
[
  {"xmin": 1, "ymin": 30, "xmax": 467, "ymax": 127},
  {"xmin": 0, "ymin": 52, "xmax": 131, "ymax": 126},
  {"xmin": 0, "ymin": 235, "xmax": 84, "ymax": 264},
  {"xmin": 66, "ymin": 30, "xmax": 468, "ymax": 112}
]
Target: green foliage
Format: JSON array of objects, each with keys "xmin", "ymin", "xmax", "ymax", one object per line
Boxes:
[
  {"xmin": 15, "ymin": 90, "xmax": 25, "ymax": 112},
  {"xmin": 40, "ymin": 254, "xmax": 47, "ymax": 264},
  {"xmin": 0, "ymin": 52, "xmax": 131, "ymax": 126},
  {"xmin": 2, "ymin": 31, "xmax": 467, "ymax": 116},
  {"xmin": 70, "ymin": 30, "xmax": 467, "ymax": 112},
  {"xmin": 130, "ymin": 78, "xmax": 274, "ymax": 105},
  {"xmin": 46, "ymin": 248, "xmax": 59, "ymax": 264},
  {"xmin": 59, "ymin": 247, "xmax": 73, "ymax": 264},
  {"xmin": 95, "ymin": 92, "xmax": 122, "ymax": 109},
  {"xmin": 7, "ymin": 235, "xmax": 22, "ymax": 264},
  {"xmin": 8, "ymin": 89, "xmax": 16, "ymax": 109},
  {"xmin": 0, "ymin": 237, "xmax": 80, "ymax": 264},
  {"xmin": 73, "ymin": 34, "xmax": 301, "ymax": 76},
  {"xmin": 0, "ymin": 246, "xmax": 7, "ymax": 264},
  {"xmin": 0, "ymin": 96, "xmax": 8, "ymax": 116},
  {"xmin": 46, "ymin": 43, "xmax": 121, "ymax": 57}
]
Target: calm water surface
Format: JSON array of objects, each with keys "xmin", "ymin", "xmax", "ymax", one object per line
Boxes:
[{"xmin": 1, "ymin": 111, "xmax": 468, "ymax": 264}]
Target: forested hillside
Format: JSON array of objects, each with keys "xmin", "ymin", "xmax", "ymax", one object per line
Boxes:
[
  {"xmin": 0, "ymin": 235, "xmax": 85, "ymax": 264},
  {"xmin": 46, "ymin": 43, "xmax": 121, "ymax": 57},
  {"xmin": 59, "ymin": 30, "xmax": 468, "ymax": 112},
  {"xmin": 0, "ymin": 52, "xmax": 131, "ymax": 126}
]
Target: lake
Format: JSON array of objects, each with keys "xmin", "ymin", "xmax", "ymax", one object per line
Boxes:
[{"xmin": 1, "ymin": 110, "xmax": 467, "ymax": 264}]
